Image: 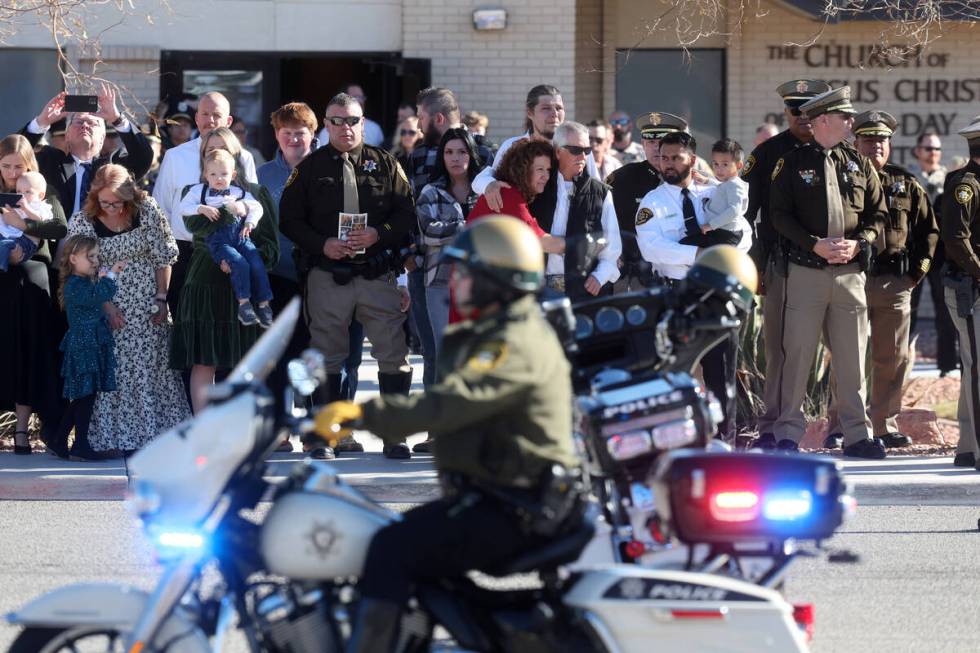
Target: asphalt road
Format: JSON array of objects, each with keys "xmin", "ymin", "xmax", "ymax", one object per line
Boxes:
[{"xmin": 0, "ymin": 501, "xmax": 978, "ymax": 652}]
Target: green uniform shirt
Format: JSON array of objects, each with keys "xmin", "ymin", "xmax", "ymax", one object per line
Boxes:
[
  {"xmin": 360, "ymin": 295, "xmax": 578, "ymax": 488},
  {"xmin": 940, "ymin": 160, "xmax": 980, "ymax": 279},
  {"xmin": 606, "ymin": 160, "xmax": 661, "ymax": 264},
  {"xmin": 742, "ymin": 129, "xmax": 807, "ymax": 253},
  {"xmin": 876, "ymin": 162, "xmax": 939, "ymax": 282},
  {"xmin": 278, "ymin": 143, "xmax": 415, "ymax": 266},
  {"xmin": 770, "ymin": 141, "xmax": 886, "ymax": 253}
]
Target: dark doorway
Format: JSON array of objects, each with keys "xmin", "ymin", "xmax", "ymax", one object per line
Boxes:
[{"xmin": 160, "ymin": 52, "xmax": 430, "ymax": 159}]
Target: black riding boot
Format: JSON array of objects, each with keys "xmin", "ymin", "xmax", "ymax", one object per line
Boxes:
[
  {"xmin": 346, "ymin": 598, "xmax": 401, "ymax": 653},
  {"xmin": 378, "ymin": 370, "xmax": 412, "ymax": 459}
]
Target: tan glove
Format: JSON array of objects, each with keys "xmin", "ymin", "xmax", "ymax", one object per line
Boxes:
[{"xmin": 313, "ymin": 401, "xmax": 363, "ymax": 446}]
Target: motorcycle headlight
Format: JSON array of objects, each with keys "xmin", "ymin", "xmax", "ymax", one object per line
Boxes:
[
  {"xmin": 606, "ymin": 430, "xmax": 653, "ymax": 460},
  {"xmin": 650, "ymin": 419, "xmax": 698, "ymax": 450},
  {"xmin": 124, "ymin": 479, "xmax": 161, "ymax": 518}
]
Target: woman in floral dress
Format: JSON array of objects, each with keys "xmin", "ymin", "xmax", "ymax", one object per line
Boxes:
[{"xmin": 67, "ymin": 164, "xmax": 190, "ymax": 454}]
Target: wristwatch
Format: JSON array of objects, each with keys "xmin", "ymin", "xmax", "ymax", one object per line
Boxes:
[{"xmin": 111, "ymin": 115, "xmax": 125, "ymax": 128}]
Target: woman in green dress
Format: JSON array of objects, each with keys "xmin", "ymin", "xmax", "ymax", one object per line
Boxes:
[{"xmin": 170, "ymin": 127, "xmax": 279, "ymax": 413}]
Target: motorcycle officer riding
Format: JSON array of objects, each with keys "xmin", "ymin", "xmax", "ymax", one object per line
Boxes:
[{"xmin": 313, "ymin": 215, "xmax": 584, "ymax": 653}]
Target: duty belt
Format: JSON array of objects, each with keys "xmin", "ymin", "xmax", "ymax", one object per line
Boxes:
[{"xmin": 869, "ymin": 250, "xmax": 909, "ymax": 277}]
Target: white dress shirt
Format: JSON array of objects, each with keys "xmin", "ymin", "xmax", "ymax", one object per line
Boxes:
[
  {"xmin": 178, "ymin": 183, "xmax": 263, "ymax": 229},
  {"xmin": 596, "ymin": 155, "xmax": 622, "ymax": 181},
  {"xmin": 636, "ymin": 181, "xmax": 753, "ymax": 280},
  {"xmin": 472, "ymin": 132, "xmax": 601, "ymax": 195},
  {"xmin": 153, "ymin": 136, "xmax": 257, "ymax": 242},
  {"xmin": 316, "ymin": 118, "xmax": 384, "ymax": 149},
  {"xmin": 546, "ymin": 176, "xmax": 622, "ymax": 287}
]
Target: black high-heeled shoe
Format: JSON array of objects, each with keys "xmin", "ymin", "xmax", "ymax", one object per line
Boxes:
[{"xmin": 13, "ymin": 430, "xmax": 32, "ymax": 456}]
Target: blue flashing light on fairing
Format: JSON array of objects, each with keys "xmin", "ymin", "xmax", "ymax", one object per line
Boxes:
[
  {"xmin": 156, "ymin": 531, "xmax": 206, "ymax": 550},
  {"xmin": 763, "ymin": 490, "xmax": 813, "ymax": 522}
]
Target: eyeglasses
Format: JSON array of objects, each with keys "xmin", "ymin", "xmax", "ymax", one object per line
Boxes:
[
  {"xmin": 610, "ymin": 118, "xmax": 629, "ymax": 126},
  {"xmin": 325, "ymin": 116, "xmax": 363, "ymax": 127},
  {"xmin": 920, "ymin": 146, "xmax": 942, "ymax": 152},
  {"xmin": 562, "ymin": 145, "xmax": 591, "ymax": 156},
  {"xmin": 99, "ymin": 200, "xmax": 125, "ymax": 210},
  {"xmin": 788, "ymin": 107, "xmax": 803, "ymax": 117}
]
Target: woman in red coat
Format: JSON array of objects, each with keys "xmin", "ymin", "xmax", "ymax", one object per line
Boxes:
[{"xmin": 467, "ymin": 139, "xmax": 564, "ymax": 255}]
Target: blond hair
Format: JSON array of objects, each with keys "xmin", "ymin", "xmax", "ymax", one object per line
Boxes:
[
  {"xmin": 0, "ymin": 135, "xmax": 39, "ymax": 191},
  {"xmin": 16, "ymin": 171, "xmax": 46, "ymax": 194},
  {"xmin": 204, "ymin": 148, "xmax": 236, "ymax": 171},
  {"xmin": 199, "ymin": 127, "xmax": 244, "ymax": 181},
  {"xmin": 81, "ymin": 163, "xmax": 147, "ymax": 220}
]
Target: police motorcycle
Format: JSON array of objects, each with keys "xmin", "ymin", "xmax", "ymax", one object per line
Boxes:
[
  {"xmin": 542, "ymin": 240, "xmax": 755, "ymax": 564},
  {"xmin": 5, "ymin": 296, "xmax": 852, "ymax": 653}
]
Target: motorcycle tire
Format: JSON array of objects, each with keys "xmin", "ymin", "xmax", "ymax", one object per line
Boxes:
[{"xmin": 8, "ymin": 626, "xmax": 125, "ymax": 653}]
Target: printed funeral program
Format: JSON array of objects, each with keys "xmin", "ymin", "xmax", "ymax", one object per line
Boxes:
[{"xmin": 339, "ymin": 212, "xmax": 369, "ymax": 255}]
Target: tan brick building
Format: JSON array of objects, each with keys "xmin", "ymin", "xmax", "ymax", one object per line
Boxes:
[{"xmin": 1, "ymin": 0, "xmax": 975, "ymax": 163}]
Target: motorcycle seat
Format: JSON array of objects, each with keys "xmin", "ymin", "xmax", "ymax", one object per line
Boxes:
[{"xmin": 487, "ymin": 520, "xmax": 595, "ymax": 576}]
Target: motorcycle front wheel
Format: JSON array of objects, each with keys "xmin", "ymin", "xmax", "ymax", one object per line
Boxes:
[{"xmin": 8, "ymin": 626, "xmax": 127, "ymax": 652}]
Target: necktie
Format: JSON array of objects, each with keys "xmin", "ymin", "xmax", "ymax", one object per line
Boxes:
[
  {"xmin": 208, "ymin": 188, "xmax": 232, "ymax": 197},
  {"xmin": 340, "ymin": 152, "xmax": 359, "ymax": 214},
  {"xmin": 681, "ymin": 187, "xmax": 699, "ymax": 238},
  {"xmin": 78, "ymin": 162, "xmax": 93, "ymax": 208},
  {"xmin": 824, "ymin": 152, "xmax": 846, "ymax": 239}
]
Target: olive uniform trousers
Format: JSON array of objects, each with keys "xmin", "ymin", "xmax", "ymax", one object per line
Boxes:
[
  {"xmin": 305, "ymin": 267, "xmax": 409, "ymax": 375},
  {"xmin": 944, "ymin": 287, "xmax": 980, "ymax": 460},
  {"xmin": 772, "ymin": 262, "xmax": 872, "ymax": 445},
  {"xmin": 826, "ymin": 274, "xmax": 913, "ymax": 436}
]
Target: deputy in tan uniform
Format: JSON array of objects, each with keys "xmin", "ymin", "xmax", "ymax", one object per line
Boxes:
[
  {"xmin": 279, "ymin": 91, "xmax": 415, "ymax": 459},
  {"xmin": 939, "ymin": 114, "xmax": 980, "ymax": 469},
  {"xmin": 743, "ymin": 79, "xmax": 831, "ymax": 444},
  {"xmin": 767, "ymin": 87, "xmax": 888, "ymax": 458},
  {"xmin": 826, "ymin": 110, "xmax": 938, "ymax": 449}
]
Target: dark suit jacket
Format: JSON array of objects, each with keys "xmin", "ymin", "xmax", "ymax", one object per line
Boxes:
[{"xmin": 20, "ymin": 122, "xmax": 153, "ymax": 216}]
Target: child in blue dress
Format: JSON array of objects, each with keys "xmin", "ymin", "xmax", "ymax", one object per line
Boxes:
[{"xmin": 49, "ymin": 235, "xmax": 126, "ymax": 460}]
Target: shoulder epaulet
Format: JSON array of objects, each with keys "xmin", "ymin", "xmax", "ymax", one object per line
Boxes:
[{"xmin": 884, "ymin": 162, "xmax": 915, "ymax": 179}]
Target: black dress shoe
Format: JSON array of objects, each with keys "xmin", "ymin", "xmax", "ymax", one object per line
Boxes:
[
  {"xmin": 334, "ymin": 437, "xmax": 365, "ymax": 453},
  {"xmin": 822, "ymin": 433, "xmax": 843, "ymax": 449},
  {"xmin": 412, "ymin": 438, "xmax": 433, "ymax": 453},
  {"xmin": 307, "ymin": 446, "xmax": 336, "ymax": 461},
  {"xmin": 383, "ymin": 443, "xmax": 412, "ymax": 459},
  {"xmin": 842, "ymin": 438, "xmax": 887, "ymax": 460},
  {"xmin": 879, "ymin": 432, "xmax": 913, "ymax": 448},
  {"xmin": 776, "ymin": 439, "xmax": 800, "ymax": 453},
  {"xmin": 752, "ymin": 433, "xmax": 777, "ymax": 450},
  {"xmin": 12, "ymin": 430, "xmax": 32, "ymax": 455},
  {"xmin": 953, "ymin": 452, "xmax": 976, "ymax": 467}
]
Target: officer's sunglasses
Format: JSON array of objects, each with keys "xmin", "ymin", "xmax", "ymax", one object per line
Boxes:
[
  {"xmin": 610, "ymin": 118, "xmax": 630, "ymax": 127},
  {"xmin": 326, "ymin": 116, "xmax": 363, "ymax": 127},
  {"xmin": 563, "ymin": 145, "xmax": 591, "ymax": 156}
]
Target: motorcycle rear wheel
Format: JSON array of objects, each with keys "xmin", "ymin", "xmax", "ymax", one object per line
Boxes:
[{"xmin": 8, "ymin": 626, "xmax": 127, "ymax": 653}]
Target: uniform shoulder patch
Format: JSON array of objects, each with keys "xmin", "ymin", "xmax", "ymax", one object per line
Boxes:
[
  {"xmin": 635, "ymin": 207, "xmax": 654, "ymax": 226},
  {"xmin": 771, "ymin": 158, "xmax": 784, "ymax": 181},
  {"xmin": 955, "ymin": 183, "xmax": 975, "ymax": 205},
  {"xmin": 466, "ymin": 340, "xmax": 508, "ymax": 374},
  {"xmin": 284, "ymin": 168, "xmax": 299, "ymax": 189},
  {"xmin": 740, "ymin": 154, "xmax": 756, "ymax": 178}
]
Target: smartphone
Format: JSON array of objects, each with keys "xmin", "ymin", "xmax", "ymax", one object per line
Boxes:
[
  {"xmin": 0, "ymin": 193, "xmax": 23, "ymax": 208},
  {"xmin": 63, "ymin": 94, "xmax": 99, "ymax": 113}
]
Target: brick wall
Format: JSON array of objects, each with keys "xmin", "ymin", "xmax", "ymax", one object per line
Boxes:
[
  {"xmin": 74, "ymin": 46, "xmax": 162, "ymax": 123},
  {"xmin": 575, "ymin": 0, "xmax": 604, "ymax": 124},
  {"xmin": 402, "ymin": 0, "xmax": 579, "ymax": 141}
]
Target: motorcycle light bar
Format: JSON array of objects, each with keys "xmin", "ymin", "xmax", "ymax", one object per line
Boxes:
[{"xmin": 652, "ymin": 451, "xmax": 849, "ymax": 545}]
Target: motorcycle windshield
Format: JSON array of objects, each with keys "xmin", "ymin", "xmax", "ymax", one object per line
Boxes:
[{"xmin": 128, "ymin": 298, "xmax": 300, "ymax": 526}]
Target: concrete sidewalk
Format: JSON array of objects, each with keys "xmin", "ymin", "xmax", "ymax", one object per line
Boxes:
[{"xmin": 2, "ymin": 449, "xmax": 978, "ymax": 505}]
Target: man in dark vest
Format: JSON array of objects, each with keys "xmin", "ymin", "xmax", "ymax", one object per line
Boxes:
[{"xmin": 531, "ymin": 121, "xmax": 621, "ymax": 302}]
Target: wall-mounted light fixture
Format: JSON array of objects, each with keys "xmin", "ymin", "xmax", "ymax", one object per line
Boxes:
[{"xmin": 473, "ymin": 7, "xmax": 507, "ymax": 31}]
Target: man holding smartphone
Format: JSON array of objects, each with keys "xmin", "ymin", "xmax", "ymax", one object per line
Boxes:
[{"xmin": 21, "ymin": 83, "xmax": 154, "ymax": 217}]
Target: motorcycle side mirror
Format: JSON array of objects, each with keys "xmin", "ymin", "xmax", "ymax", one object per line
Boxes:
[
  {"xmin": 287, "ymin": 349, "xmax": 327, "ymax": 397},
  {"xmin": 566, "ymin": 231, "xmax": 607, "ymax": 278}
]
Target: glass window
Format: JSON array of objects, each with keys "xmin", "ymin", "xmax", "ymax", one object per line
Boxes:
[
  {"xmin": 615, "ymin": 49, "xmax": 726, "ymax": 150},
  {"xmin": 0, "ymin": 49, "xmax": 63, "ymax": 139}
]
